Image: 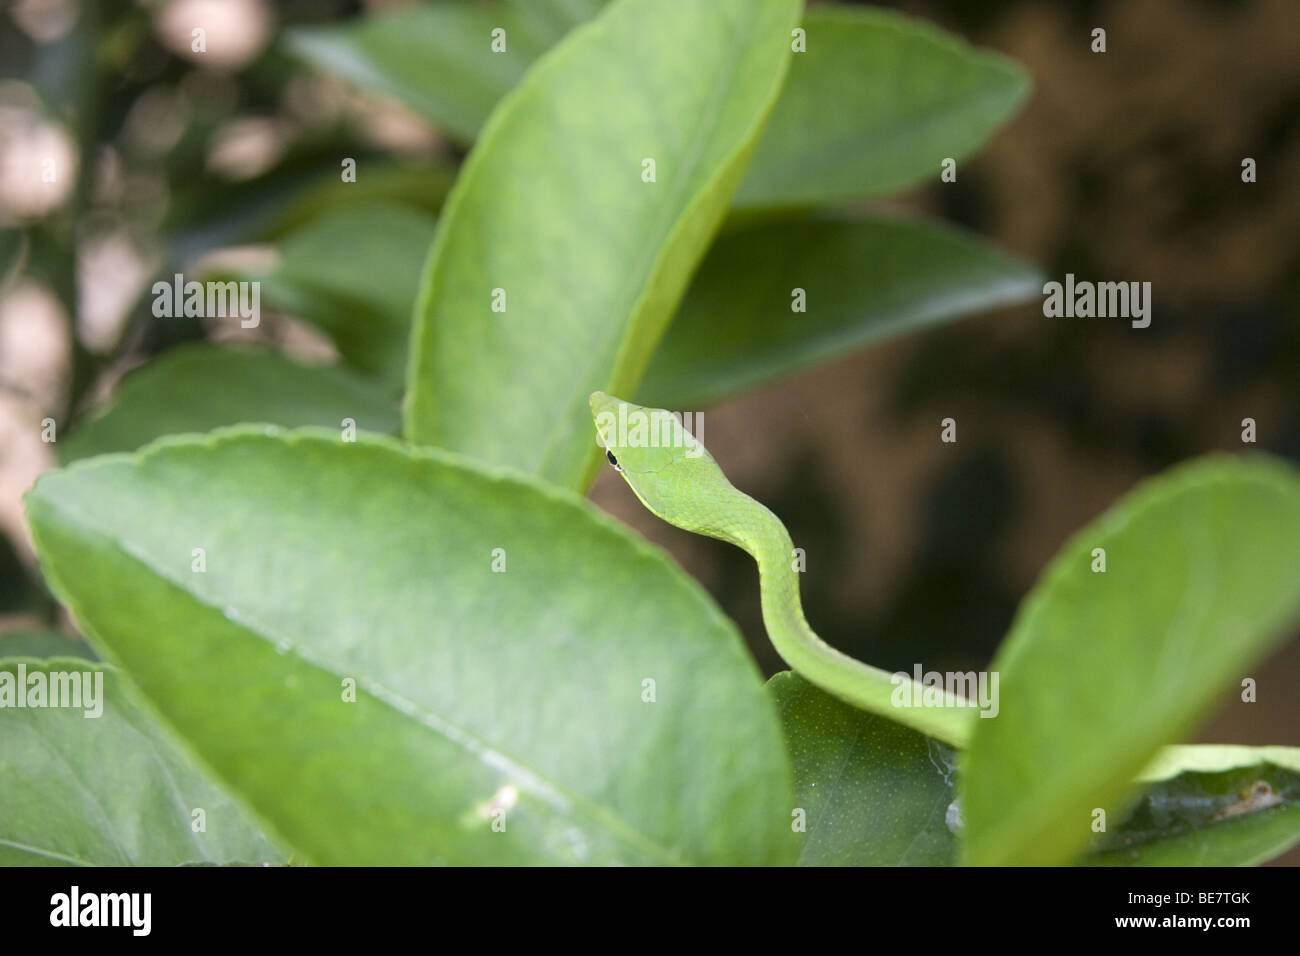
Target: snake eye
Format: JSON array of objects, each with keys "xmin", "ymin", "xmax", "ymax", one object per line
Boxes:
[{"xmin": 605, "ymin": 449, "xmax": 621, "ymax": 471}]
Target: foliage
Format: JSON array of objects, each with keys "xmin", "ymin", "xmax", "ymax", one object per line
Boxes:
[{"xmin": 3, "ymin": 0, "xmax": 1297, "ymax": 867}]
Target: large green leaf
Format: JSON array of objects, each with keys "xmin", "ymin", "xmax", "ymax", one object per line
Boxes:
[
  {"xmin": 60, "ymin": 346, "xmax": 399, "ymax": 462},
  {"xmin": 0, "ymin": 658, "xmax": 282, "ymax": 866},
  {"xmin": 404, "ymin": 0, "xmax": 801, "ymax": 489},
  {"xmin": 221, "ymin": 203, "xmax": 438, "ymax": 390},
  {"xmin": 733, "ymin": 6, "xmax": 1030, "ymax": 208},
  {"xmin": 637, "ymin": 213, "xmax": 1040, "ymax": 409},
  {"xmin": 770, "ymin": 672, "xmax": 958, "ymax": 865},
  {"xmin": 962, "ymin": 455, "xmax": 1300, "ymax": 866},
  {"xmin": 25, "ymin": 428, "xmax": 793, "ymax": 865}
]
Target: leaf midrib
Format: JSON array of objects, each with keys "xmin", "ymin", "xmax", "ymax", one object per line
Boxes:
[{"xmin": 35, "ymin": 492, "xmax": 692, "ymax": 867}]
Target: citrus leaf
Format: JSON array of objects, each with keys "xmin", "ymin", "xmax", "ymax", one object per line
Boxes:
[
  {"xmin": 773, "ymin": 674, "xmax": 1300, "ymax": 867},
  {"xmin": 962, "ymin": 455, "xmax": 1300, "ymax": 865},
  {"xmin": 25, "ymin": 428, "xmax": 794, "ymax": 865},
  {"xmin": 61, "ymin": 346, "xmax": 399, "ymax": 462},
  {"xmin": 1138, "ymin": 744, "xmax": 1300, "ymax": 782},
  {"xmin": 223, "ymin": 202, "xmax": 438, "ymax": 391},
  {"xmin": 734, "ymin": 6, "xmax": 1030, "ymax": 208},
  {"xmin": 0, "ymin": 658, "xmax": 283, "ymax": 866},
  {"xmin": 239, "ymin": 205, "xmax": 1041, "ymax": 416},
  {"xmin": 1090, "ymin": 756, "xmax": 1300, "ymax": 866},
  {"xmin": 0, "ymin": 631, "xmax": 96, "ymax": 661},
  {"xmin": 770, "ymin": 672, "xmax": 958, "ymax": 865},
  {"xmin": 637, "ymin": 213, "xmax": 1040, "ymax": 409},
  {"xmin": 165, "ymin": 159, "xmax": 452, "ymax": 266},
  {"xmin": 288, "ymin": 5, "xmax": 1028, "ymax": 210},
  {"xmin": 404, "ymin": 0, "xmax": 802, "ymax": 489},
  {"xmin": 287, "ymin": 1, "xmax": 568, "ymax": 143}
]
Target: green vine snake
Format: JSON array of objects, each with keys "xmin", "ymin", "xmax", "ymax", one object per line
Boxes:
[{"xmin": 590, "ymin": 391, "xmax": 973, "ymax": 747}]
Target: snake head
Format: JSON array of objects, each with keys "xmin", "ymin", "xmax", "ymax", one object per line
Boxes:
[{"xmin": 589, "ymin": 391, "xmax": 717, "ymax": 523}]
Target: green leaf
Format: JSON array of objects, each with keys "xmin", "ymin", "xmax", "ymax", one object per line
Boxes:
[
  {"xmin": 289, "ymin": 5, "xmax": 1027, "ymax": 211},
  {"xmin": 238, "ymin": 205, "xmax": 1041, "ymax": 416},
  {"xmin": 405, "ymin": 0, "xmax": 801, "ymax": 489},
  {"xmin": 734, "ymin": 6, "xmax": 1030, "ymax": 208},
  {"xmin": 25, "ymin": 428, "xmax": 794, "ymax": 865},
  {"xmin": 1138, "ymin": 744, "xmax": 1300, "ymax": 782},
  {"xmin": 503, "ymin": 0, "xmax": 609, "ymax": 39},
  {"xmin": 222, "ymin": 203, "xmax": 438, "ymax": 391},
  {"xmin": 0, "ymin": 631, "xmax": 96, "ymax": 660},
  {"xmin": 164, "ymin": 156, "xmax": 452, "ymax": 266},
  {"xmin": 0, "ymin": 658, "xmax": 282, "ymax": 866},
  {"xmin": 1090, "ymin": 756, "xmax": 1300, "ymax": 866},
  {"xmin": 962, "ymin": 455, "xmax": 1300, "ymax": 866},
  {"xmin": 60, "ymin": 346, "xmax": 399, "ymax": 462},
  {"xmin": 262, "ymin": 163, "xmax": 454, "ymax": 238},
  {"xmin": 637, "ymin": 213, "xmax": 1041, "ymax": 409},
  {"xmin": 223, "ymin": 205, "xmax": 1041, "ymax": 417},
  {"xmin": 771, "ymin": 672, "xmax": 1300, "ymax": 867},
  {"xmin": 287, "ymin": 2, "xmax": 564, "ymax": 143},
  {"xmin": 770, "ymin": 672, "xmax": 958, "ymax": 865}
]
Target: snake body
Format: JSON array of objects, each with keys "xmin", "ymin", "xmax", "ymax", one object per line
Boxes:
[{"xmin": 590, "ymin": 391, "xmax": 972, "ymax": 746}]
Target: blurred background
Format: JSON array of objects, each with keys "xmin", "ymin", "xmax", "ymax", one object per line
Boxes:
[{"xmin": 1, "ymin": 0, "xmax": 1297, "ymax": 858}]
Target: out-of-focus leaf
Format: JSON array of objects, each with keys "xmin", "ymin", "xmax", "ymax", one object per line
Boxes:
[
  {"xmin": 25, "ymin": 0, "xmax": 100, "ymax": 148},
  {"xmin": 288, "ymin": 5, "xmax": 1027, "ymax": 210},
  {"xmin": 25, "ymin": 428, "xmax": 794, "ymax": 865},
  {"xmin": 962, "ymin": 455, "xmax": 1300, "ymax": 866},
  {"xmin": 638, "ymin": 213, "xmax": 1041, "ymax": 409},
  {"xmin": 770, "ymin": 672, "xmax": 959, "ymax": 865},
  {"xmin": 733, "ymin": 6, "xmax": 1030, "ymax": 208},
  {"xmin": 165, "ymin": 160, "xmax": 453, "ymax": 264},
  {"xmin": 0, "ymin": 659, "xmax": 283, "ymax": 866},
  {"xmin": 405, "ymin": 0, "xmax": 801, "ymax": 490},
  {"xmin": 61, "ymin": 346, "xmax": 399, "ymax": 462},
  {"xmin": 287, "ymin": 2, "xmax": 560, "ymax": 143},
  {"xmin": 503, "ymin": 0, "xmax": 609, "ymax": 38},
  {"xmin": 1138, "ymin": 744, "xmax": 1300, "ymax": 782},
  {"xmin": 219, "ymin": 205, "xmax": 1041, "ymax": 417},
  {"xmin": 221, "ymin": 203, "xmax": 438, "ymax": 390},
  {"xmin": 266, "ymin": 164, "xmax": 454, "ymax": 237},
  {"xmin": 0, "ymin": 631, "xmax": 96, "ymax": 660},
  {"xmin": 1090, "ymin": 757, "xmax": 1300, "ymax": 866}
]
